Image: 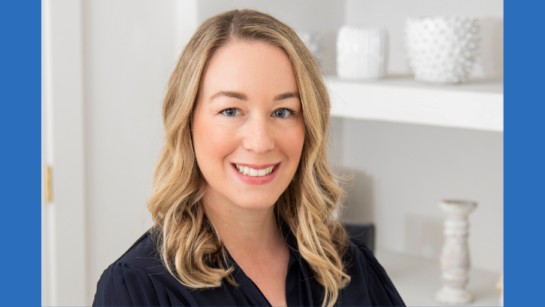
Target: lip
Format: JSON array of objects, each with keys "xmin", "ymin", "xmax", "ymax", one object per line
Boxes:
[
  {"xmin": 231, "ymin": 162, "xmax": 280, "ymax": 185},
  {"xmin": 232, "ymin": 162, "xmax": 278, "ymax": 170}
]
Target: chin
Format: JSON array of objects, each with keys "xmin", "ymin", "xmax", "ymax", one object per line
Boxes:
[{"xmin": 227, "ymin": 192, "xmax": 281, "ymax": 211}]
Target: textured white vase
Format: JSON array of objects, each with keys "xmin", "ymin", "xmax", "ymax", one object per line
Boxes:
[
  {"xmin": 337, "ymin": 26, "xmax": 387, "ymax": 80},
  {"xmin": 405, "ymin": 16, "xmax": 479, "ymax": 83},
  {"xmin": 435, "ymin": 199, "xmax": 477, "ymax": 305}
]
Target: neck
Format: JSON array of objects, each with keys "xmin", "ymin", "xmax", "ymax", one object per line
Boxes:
[{"xmin": 203, "ymin": 190, "xmax": 284, "ymax": 258}]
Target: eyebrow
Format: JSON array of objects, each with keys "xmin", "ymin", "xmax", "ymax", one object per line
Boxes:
[{"xmin": 209, "ymin": 91, "xmax": 300, "ymax": 101}]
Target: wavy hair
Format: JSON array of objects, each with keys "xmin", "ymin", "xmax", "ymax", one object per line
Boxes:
[{"xmin": 147, "ymin": 9, "xmax": 350, "ymax": 307}]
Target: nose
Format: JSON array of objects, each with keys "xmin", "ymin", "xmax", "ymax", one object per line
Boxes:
[{"xmin": 242, "ymin": 115, "xmax": 275, "ymax": 154}]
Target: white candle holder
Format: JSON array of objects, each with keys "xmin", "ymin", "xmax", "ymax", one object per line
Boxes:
[{"xmin": 435, "ymin": 199, "xmax": 477, "ymax": 305}]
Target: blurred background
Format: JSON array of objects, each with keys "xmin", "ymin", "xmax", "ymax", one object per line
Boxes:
[{"xmin": 42, "ymin": 0, "xmax": 503, "ymax": 306}]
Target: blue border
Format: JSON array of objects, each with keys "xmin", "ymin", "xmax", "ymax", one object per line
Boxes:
[
  {"xmin": 0, "ymin": 0, "xmax": 41, "ymax": 305},
  {"xmin": 505, "ymin": 0, "xmax": 544, "ymax": 305}
]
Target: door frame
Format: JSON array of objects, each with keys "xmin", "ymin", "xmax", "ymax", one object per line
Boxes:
[{"xmin": 42, "ymin": 0, "xmax": 87, "ymax": 305}]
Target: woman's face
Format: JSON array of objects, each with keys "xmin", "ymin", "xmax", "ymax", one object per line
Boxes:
[{"xmin": 192, "ymin": 39, "xmax": 305, "ymax": 211}]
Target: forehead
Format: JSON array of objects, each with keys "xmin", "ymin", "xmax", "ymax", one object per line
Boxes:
[{"xmin": 199, "ymin": 40, "xmax": 298, "ymax": 97}]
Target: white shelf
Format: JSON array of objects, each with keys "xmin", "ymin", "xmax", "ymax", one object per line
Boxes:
[
  {"xmin": 325, "ymin": 75, "xmax": 503, "ymax": 132},
  {"xmin": 376, "ymin": 249, "xmax": 501, "ymax": 306}
]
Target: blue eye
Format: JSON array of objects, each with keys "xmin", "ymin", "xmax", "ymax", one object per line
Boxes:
[
  {"xmin": 273, "ymin": 108, "xmax": 294, "ymax": 118},
  {"xmin": 221, "ymin": 108, "xmax": 239, "ymax": 117}
]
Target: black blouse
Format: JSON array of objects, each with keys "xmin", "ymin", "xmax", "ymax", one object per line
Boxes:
[{"xmin": 93, "ymin": 228, "xmax": 405, "ymax": 306}]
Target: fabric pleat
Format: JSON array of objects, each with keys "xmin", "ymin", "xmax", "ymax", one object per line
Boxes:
[{"xmin": 351, "ymin": 240, "xmax": 406, "ymax": 307}]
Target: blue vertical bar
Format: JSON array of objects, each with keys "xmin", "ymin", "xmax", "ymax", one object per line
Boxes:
[
  {"xmin": 0, "ymin": 0, "xmax": 41, "ymax": 304},
  {"xmin": 505, "ymin": 0, "xmax": 544, "ymax": 305}
]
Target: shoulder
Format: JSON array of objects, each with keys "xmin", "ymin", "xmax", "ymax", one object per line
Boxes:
[
  {"xmin": 113, "ymin": 230, "xmax": 163, "ymax": 271},
  {"xmin": 92, "ymin": 230, "xmax": 187, "ymax": 306},
  {"xmin": 344, "ymin": 238, "xmax": 383, "ymax": 284},
  {"xmin": 342, "ymin": 239, "xmax": 406, "ymax": 306},
  {"xmin": 346, "ymin": 238, "xmax": 379, "ymax": 271}
]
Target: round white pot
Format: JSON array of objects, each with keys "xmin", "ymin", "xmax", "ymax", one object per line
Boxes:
[{"xmin": 405, "ymin": 16, "xmax": 479, "ymax": 84}]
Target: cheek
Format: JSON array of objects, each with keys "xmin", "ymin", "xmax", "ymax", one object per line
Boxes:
[
  {"xmin": 278, "ymin": 123, "xmax": 305, "ymax": 164},
  {"xmin": 193, "ymin": 116, "xmax": 237, "ymax": 175}
]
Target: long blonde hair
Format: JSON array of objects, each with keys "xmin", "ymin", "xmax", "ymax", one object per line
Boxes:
[{"xmin": 147, "ymin": 9, "xmax": 350, "ymax": 307}]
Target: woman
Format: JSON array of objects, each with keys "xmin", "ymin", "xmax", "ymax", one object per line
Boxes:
[{"xmin": 93, "ymin": 9, "xmax": 405, "ymax": 307}]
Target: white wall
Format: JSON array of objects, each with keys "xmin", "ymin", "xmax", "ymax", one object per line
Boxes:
[{"xmin": 81, "ymin": 0, "xmax": 186, "ymax": 303}]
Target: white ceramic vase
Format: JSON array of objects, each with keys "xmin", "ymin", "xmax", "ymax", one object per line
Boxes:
[
  {"xmin": 297, "ymin": 31, "xmax": 323, "ymax": 64},
  {"xmin": 405, "ymin": 16, "xmax": 479, "ymax": 83},
  {"xmin": 336, "ymin": 26, "xmax": 387, "ymax": 80},
  {"xmin": 435, "ymin": 199, "xmax": 477, "ymax": 305}
]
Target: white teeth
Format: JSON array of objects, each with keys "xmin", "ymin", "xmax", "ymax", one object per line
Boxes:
[{"xmin": 235, "ymin": 164, "xmax": 275, "ymax": 177}]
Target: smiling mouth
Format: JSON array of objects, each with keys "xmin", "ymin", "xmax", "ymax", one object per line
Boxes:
[{"xmin": 233, "ymin": 164, "xmax": 277, "ymax": 177}]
